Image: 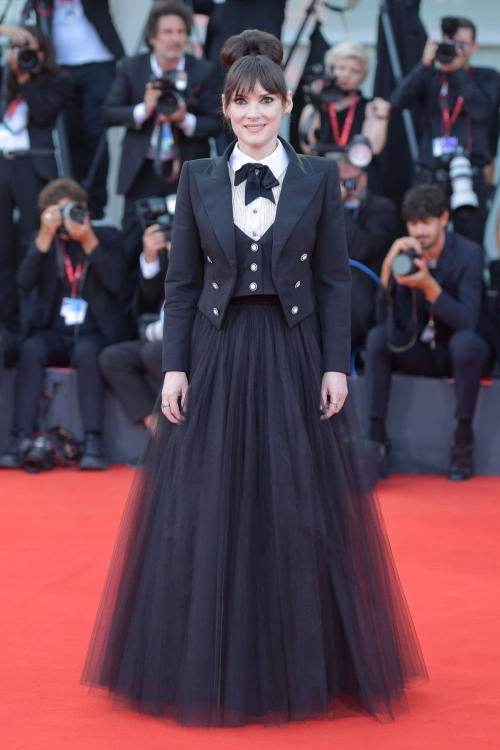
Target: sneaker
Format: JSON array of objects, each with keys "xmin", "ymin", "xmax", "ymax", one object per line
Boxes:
[
  {"xmin": 79, "ymin": 434, "xmax": 108, "ymax": 471},
  {"xmin": 0, "ymin": 434, "xmax": 30, "ymax": 469},
  {"xmin": 448, "ymin": 443, "xmax": 473, "ymax": 481}
]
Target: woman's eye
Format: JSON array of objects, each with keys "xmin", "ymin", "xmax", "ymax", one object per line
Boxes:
[
  {"xmin": 262, "ymin": 97, "xmax": 274, "ymax": 104},
  {"xmin": 234, "ymin": 98, "xmax": 246, "ymax": 105}
]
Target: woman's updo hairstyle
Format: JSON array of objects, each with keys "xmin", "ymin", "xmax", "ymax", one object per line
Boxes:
[{"xmin": 221, "ymin": 29, "xmax": 288, "ymax": 107}]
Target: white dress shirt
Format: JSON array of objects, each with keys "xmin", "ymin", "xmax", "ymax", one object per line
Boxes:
[
  {"xmin": 51, "ymin": 0, "xmax": 114, "ymax": 65},
  {"xmin": 0, "ymin": 98, "xmax": 30, "ymax": 151},
  {"xmin": 133, "ymin": 54, "xmax": 197, "ymax": 138},
  {"xmin": 228, "ymin": 140, "xmax": 289, "ymax": 240}
]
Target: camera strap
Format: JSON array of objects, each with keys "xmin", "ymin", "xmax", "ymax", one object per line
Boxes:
[
  {"xmin": 55, "ymin": 236, "xmax": 89, "ymax": 297},
  {"xmin": 152, "ymin": 118, "xmax": 182, "ymax": 184},
  {"xmin": 327, "ymin": 97, "xmax": 359, "ymax": 147},
  {"xmin": 438, "ymin": 75, "xmax": 472, "ymax": 153}
]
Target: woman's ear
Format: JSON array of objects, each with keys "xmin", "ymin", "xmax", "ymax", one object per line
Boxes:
[
  {"xmin": 221, "ymin": 93, "xmax": 229, "ymax": 120},
  {"xmin": 283, "ymin": 90, "xmax": 293, "ymax": 115}
]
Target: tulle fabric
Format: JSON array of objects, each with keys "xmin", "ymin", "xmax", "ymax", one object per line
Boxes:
[{"xmin": 81, "ymin": 302, "xmax": 428, "ymax": 726}]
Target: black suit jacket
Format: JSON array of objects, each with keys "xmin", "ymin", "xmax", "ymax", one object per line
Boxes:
[
  {"xmin": 162, "ymin": 137, "xmax": 352, "ymax": 375},
  {"xmin": 17, "ymin": 227, "xmax": 127, "ymax": 345},
  {"xmin": 103, "ymin": 53, "xmax": 222, "ymax": 195},
  {"xmin": 47, "ymin": 0, "xmax": 124, "ymax": 60},
  {"xmin": 3, "ymin": 70, "xmax": 72, "ymax": 181},
  {"xmin": 376, "ymin": 231, "xmax": 484, "ymax": 343}
]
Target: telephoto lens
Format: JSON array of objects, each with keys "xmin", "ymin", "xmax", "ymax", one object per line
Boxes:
[{"xmin": 391, "ymin": 248, "xmax": 421, "ymax": 276}]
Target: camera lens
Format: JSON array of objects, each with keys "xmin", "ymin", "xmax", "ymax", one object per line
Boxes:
[
  {"xmin": 392, "ymin": 250, "xmax": 419, "ymax": 276},
  {"xmin": 17, "ymin": 46, "xmax": 39, "ymax": 72},
  {"xmin": 436, "ymin": 41, "xmax": 457, "ymax": 64},
  {"xmin": 62, "ymin": 201, "xmax": 87, "ymax": 225}
]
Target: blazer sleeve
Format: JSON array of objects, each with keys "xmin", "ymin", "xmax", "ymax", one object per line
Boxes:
[
  {"xmin": 19, "ymin": 71, "xmax": 71, "ymax": 127},
  {"xmin": 162, "ymin": 162, "xmax": 204, "ymax": 373},
  {"xmin": 311, "ymin": 160, "xmax": 352, "ymax": 373},
  {"xmin": 103, "ymin": 59, "xmax": 138, "ymax": 129}
]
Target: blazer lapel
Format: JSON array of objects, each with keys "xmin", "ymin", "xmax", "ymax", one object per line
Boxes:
[
  {"xmin": 272, "ymin": 138, "xmax": 325, "ymax": 270},
  {"xmin": 194, "ymin": 144, "xmax": 236, "ymax": 271}
]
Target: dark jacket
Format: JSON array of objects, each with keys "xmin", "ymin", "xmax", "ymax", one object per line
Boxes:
[
  {"xmin": 103, "ymin": 53, "xmax": 222, "ymax": 195},
  {"xmin": 162, "ymin": 137, "xmax": 352, "ymax": 375},
  {"xmin": 47, "ymin": 0, "xmax": 124, "ymax": 60},
  {"xmin": 390, "ymin": 62, "xmax": 500, "ymax": 169},
  {"xmin": 133, "ymin": 251, "xmax": 169, "ymax": 319},
  {"xmin": 2, "ymin": 70, "xmax": 72, "ymax": 181},
  {"xmin": 376, "ymin": 231, "xmax": 484, "ymax": 343},
  {"xmin": 17, "ymin": 227, "xmax": 127, "ymax": 345}
]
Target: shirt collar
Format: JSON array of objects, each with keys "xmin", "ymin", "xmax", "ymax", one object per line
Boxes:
[
  {"xmin": 150, "ymin": 53, "xmax": 185, "ymax": 79},
  {"xmin": 229, "ymin": 139, "xmax": 289, "ymax": 180}
]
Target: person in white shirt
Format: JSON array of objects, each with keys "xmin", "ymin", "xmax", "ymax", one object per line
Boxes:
[{"xmin": 49, "ymin": 0, "xmax": 124, "ymax": 219}]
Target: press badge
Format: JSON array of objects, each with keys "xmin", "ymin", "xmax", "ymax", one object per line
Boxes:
[
  {"xmin": 420, "ymin": 319, "xmax": 436, "ymax": 349},
  {"xmin": 432, "ymin": 136, "xmax": 458, "ymax": 158},
  {"xmin": 60, "ymin": 297, "xmax": 88, "ymax": 326}
]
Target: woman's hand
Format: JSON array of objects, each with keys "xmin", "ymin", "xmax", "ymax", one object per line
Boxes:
[
  {"xmin": 320, "ymin": 371, "xmax": 348, "ymax": 420},
  {"xmin": 161, "ymin": 371, "xmax": 189, "ymax": 424},
  {"xmin": 0, "ymin": 25, "xmax": 35, "ymax": 47}
]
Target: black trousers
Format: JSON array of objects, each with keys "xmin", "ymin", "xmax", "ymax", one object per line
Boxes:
[
  {"xmin": 0, "ymin": 156, "xmax": 47, "ymax": 327},
  {"xmin": 122, "ymin": 159, "xmax": 180, "ymax": 238},
  {"xmin": 99, "ymin": 339, "xmax": 163, "ymax": 424},
  {"xmin": 365, "ymin": 324, "xmax": 490, "ymax": 422},
  {"xmin": 63, "ymin": 61, "xmax": 117, "ymax": 217},
  {"xmin": 0, "ymin": 326, "xmax": 19, "ymax": 388},
  {"xmin": 13, "ymin": 329, "xmax": 108, "ymax": 436}
]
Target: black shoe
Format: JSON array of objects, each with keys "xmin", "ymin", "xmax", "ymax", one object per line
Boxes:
[
  {"xmin": 448, "ymin": 443, "xmax": 474, "ymax": 481},
  {"xmin": 0, "ymin": 435, "xmax": 30, "ymax": 469},
  {"xmin": 365, "ymin": 439, "xmax": 391, "ymax": 480},
  {"xmin": 79, "ymin": 434, "xmax": 108, "ymax": 471}
]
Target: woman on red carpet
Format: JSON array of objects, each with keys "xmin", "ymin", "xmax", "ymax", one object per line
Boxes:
[{"xmin": 81, "ymin": 29, "xmax": 428, "ymax": 726}]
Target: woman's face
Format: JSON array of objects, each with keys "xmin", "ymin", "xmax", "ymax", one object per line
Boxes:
[
  {"xmin": 332, "ymin": 56, "xmax": 366, "ymax": 91},
  {"xmin": 223, "ymin": 82, "xmax": 292, "ymax": 154}
]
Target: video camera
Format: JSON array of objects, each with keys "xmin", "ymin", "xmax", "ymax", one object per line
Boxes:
[
  {"xmin": 136, "ymin": 194, "xmax": 177, "ymax": 242},
  {"xmin": 151, "ymin": 70, "xmax": 188, "ymax": 118}
]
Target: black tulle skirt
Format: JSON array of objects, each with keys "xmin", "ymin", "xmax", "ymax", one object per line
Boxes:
[{"xmin": 80, "ymin": 301, "xmax": 428, "ymax": 727}]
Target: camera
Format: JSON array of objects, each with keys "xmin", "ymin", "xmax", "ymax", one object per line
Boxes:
[
  {"xmin": 435, "ymin": 40, "xmax": 460, "ymax": 65},
  {"xmin": 152, "ymin": 70, "xmax": 188, "ymax": 118},
  {"xmin": 339, "ymin": 178, "xmax": 358, "ymax": 191},
  {"xmin": 22, "ymin": 428, "xmax": 80, "ymax": 474},
  {"xmin": 309, "ymin": 135, "xmax": 373, "ymax": 169},
  {"xmin": 23, "ymin": 434, "xmax": 54, "ymax": 473},
  {"xmin": 136, "ymin": 194, "xmax": 177, "ymax": 242},
  {"xmin": 16, "ymin": 45, "xmax": 40, "ymax": 73},
  {"xmin": 61, "ymin": 201, "xmax": 87, "ymax": 225},
  {"xmin": 302, "ymin": 72, "xmax": 345, "ymax": 107},
  {"xmin": 447, "ymin": 150, "xmax": 479, "ymax": 212},
  {"xmin": 391, "ymin": 248, "xmax": 421, "ymax": 277}
]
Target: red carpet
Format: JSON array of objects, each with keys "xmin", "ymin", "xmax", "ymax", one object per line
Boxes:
[{"xmin": 1, "ymin": 467, "xmax": 499, "ymax": 749}]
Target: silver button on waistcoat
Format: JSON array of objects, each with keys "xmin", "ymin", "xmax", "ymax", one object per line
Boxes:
[
  {"xmin": 300, "ymin": 254, "xmax": 308, "ymax": 261},
  {"xmin": 291, "ymin": 306, "xmax": 298, "ymax": 314},
  {"xmin": 213, "ymin": 307, "xmax": 219, "ymax": 316},
  {"xmin": 249, "ymin": 282, "xmax": 258, "ymax": 291},
  {"xmin": 207, "ymin": 256, "xmax": 213, "ymax": 264},
  {"xmin": 251, "ymin": 243, "xmax": 258, "ymax": 252},
  {"xmin": 212, "ymin": 282, "xmax": 219, "ymax": 290},
  {"xmin": 295, "ymin": 280, "xmax": 301, "ymax": 288},
  {"xmin": 250, "ymin": 263, "xmax": 258, "ymax": 272}
]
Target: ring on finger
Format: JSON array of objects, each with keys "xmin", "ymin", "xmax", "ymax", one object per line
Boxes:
[{"xmin": 161, "ymin": 401, "xmax": 170, "ymax": 409}]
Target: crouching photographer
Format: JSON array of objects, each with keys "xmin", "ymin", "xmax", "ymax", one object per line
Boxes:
[
  {"xmin": 0, "ymin": 179, "xmax": 126, "ymax": 471},
  {"xmin": 99, "ymin": 220, "xmax": 169, "ymax": 433},
  {"xmin": 365, "ymin": 185, "xmax": 491, "ymax": 481},
  {"xmin": 390, "ymin": 16, "xmax": 500, "ymax": 245}
]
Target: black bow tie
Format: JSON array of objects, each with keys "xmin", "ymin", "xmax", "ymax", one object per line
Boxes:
[{"xmin": 233, "ymin": 162, "xmax": 280, "ymax": 205}]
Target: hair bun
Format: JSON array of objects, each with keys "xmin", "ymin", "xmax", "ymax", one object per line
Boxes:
[{"xmin": 220, "ymin": 29, "xmax": 284, "ymax": 69}]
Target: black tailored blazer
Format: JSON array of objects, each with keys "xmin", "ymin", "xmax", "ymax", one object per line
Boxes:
[
  {"xmin": 46, "ymin": 0, "xmax": 125, "ymax": 60},
  {"xmin": 162, "ymin": 137, "xmax": 352, "ymax": 375},
  {"xmin": 17, "ymin": 227, "xmax": 127, "ymax": 345},
  {"xmin": 103, "ymin": 53, "xmax": 222, "ymax": 195}
]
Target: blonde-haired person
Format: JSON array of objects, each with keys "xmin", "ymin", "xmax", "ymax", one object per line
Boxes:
[{"xmin": 299, "ymin": 39, "xmax": 391, "ymax": 158}]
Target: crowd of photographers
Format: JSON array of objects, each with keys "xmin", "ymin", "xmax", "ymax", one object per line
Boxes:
[{"xmin": 0, "ymin": 2, "xmax": 499, "ymax": 482}]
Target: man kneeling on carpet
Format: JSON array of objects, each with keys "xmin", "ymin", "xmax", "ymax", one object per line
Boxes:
[
  {"xmin": 365, "ymin": 184, "xmax": 492, "ymax": 481},
  {"xmin": 0, "ymin": 179, "xmax": 126, "ymax": 471}
]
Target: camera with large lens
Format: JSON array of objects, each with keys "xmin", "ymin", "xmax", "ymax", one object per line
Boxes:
[
  {"xmin": 23, "ymin": 434, "xmax": 54, "ymax": 474},
  {"xmin": 308, "ymin": 134, "xmax": 373, "ymax": 169},
  {"xmin": 136, "ymin": 194, "xmax": 177, "ymax": 242},
  {"xmin": 446, "ymin": 148, "xmax": 479, "ymax": 212},
  {"xmin": 435, "ymin": 40, "xmax": 460, "ymax": 65},
  {"xmin": 152, "ymin": 70, "xmax": 188, "ymax": 118},
  {"xmin": 302, "ymin": 65, "xmax": 347, "ymax": 108},
  {"xmin": 16, "ymin": 45, "xmax": 40, "ymax": 73},
  {"xmin": 391, "ymin": 248, "xmax": 421, "ymax": 277}
]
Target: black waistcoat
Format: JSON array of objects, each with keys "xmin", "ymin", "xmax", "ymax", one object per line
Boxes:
[{"xmin": 230, "ymin": 224, "xmax": 278, "ymax": 299}]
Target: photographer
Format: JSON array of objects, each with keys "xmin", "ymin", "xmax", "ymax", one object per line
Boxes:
[
  {"xmin": 337, "ymin": 155, "xmax": 398, "ymax": 350},
  {"xmin": 0, "ymin": 25, "xmax": 71, "ymax": 350},
  {"xmin": 0, "ymin": 179, "xmax": 126, "ymax": 471},
  {"xmin": 299, "ymin": 40, "xmax": 391, "ymax": 169},
  {"xmin": 48, "ymin": 0, "xmax": 125, "ymax": 219},
  {"xmin": 365, "ymin": 185, "xmax": 491, "ymax": 481},
  {"xmin": 103, "ymin": 1, "xmax": 221, "ymax": 235},
  {"xmin": 390, "ymin": 16, "xmax": 500, "ymax": 245},
  {"xmin": 99, "ymin": 224, "xmax": 169, "ymax": 432}
]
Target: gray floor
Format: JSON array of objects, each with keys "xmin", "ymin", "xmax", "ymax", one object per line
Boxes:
[{"xmin": 1, "ymin": 368, "xmax": 499, "ymax": 474}]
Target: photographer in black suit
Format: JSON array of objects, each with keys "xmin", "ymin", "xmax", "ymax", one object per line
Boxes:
[
  {"xmin": 0, "ymin": 179, "xmax": 126, "ymax": 471},
  {"xmin": 365, "ymin": 185, "xmax": 491, "ymax": 481},
  {"xmin": 390, "ymin": 16, "xmax": 500, "ymax": 245},
  {"xmin": 103, "ymin": 1, "xmax": 221, "ymax": 236},
  {"xmin": 0, "ymin": 24, "xmax": 70, "ymax": 356},
  {"xmin": 99, "ymin": 224, "xmax": 168, "ymax": 431},
  {"xmin": 47, "ymin": 0, "xmax": 125, "ymax": 219}
]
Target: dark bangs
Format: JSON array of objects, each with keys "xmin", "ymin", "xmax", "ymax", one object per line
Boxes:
[{"xmin": 224, "ymin": 55, "xmax": 287, "ymax": 102}]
